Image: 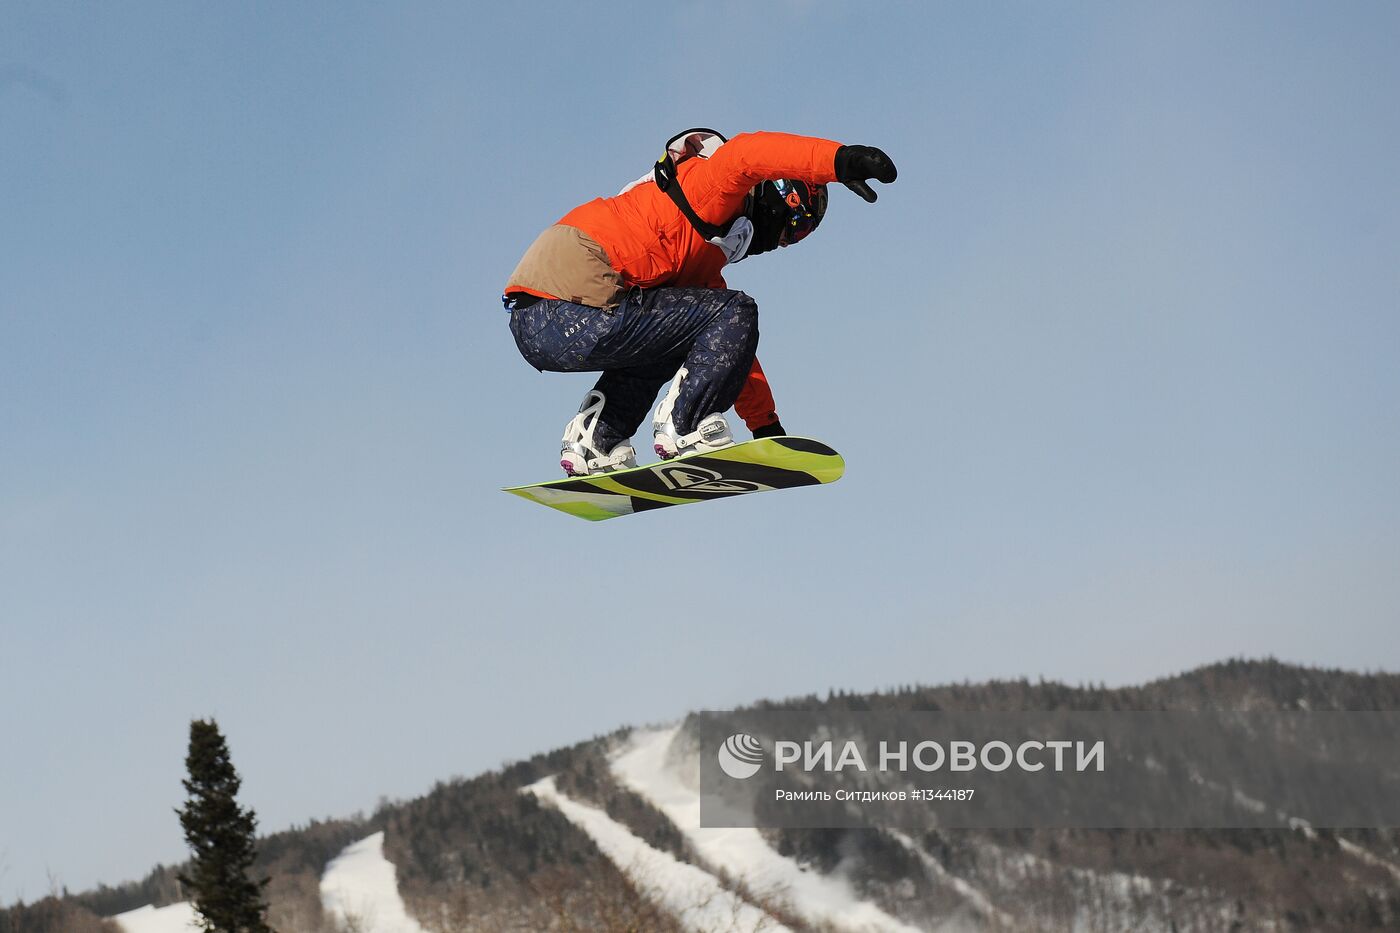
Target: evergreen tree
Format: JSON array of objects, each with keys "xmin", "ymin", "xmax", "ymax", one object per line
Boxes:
[{"xmin": 176, "ymin": 719, "xmax": 272, "ymax": 933}]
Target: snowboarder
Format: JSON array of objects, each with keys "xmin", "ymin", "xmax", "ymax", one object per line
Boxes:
[{"xmin": 502, "ymin": 129, "xmax": 897, "ymax": 476}]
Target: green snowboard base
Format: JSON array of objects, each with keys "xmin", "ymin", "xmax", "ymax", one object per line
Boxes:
[{"xmin": 504, "ymin": 436, "xmax": 844, "ymax": 521}]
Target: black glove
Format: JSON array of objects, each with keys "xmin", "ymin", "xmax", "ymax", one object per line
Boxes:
[
  {"xmin": 835, "ymin": 145, "xmax": 898, "ymax": 203},
  {"xmin": 753, "ymin": 420, "xmax": 787, "ymax": 439}
]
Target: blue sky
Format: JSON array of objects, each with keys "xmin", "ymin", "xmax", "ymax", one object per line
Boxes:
[{"xmin": 3, "ymin": 0, "xmax": 1398, "ymax": 906}]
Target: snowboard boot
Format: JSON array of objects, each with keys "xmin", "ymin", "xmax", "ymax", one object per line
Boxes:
[
  {"xmin": 652, "ymin": 367, "xmax": 735, "ymax": 459},
  {"xmin": 560, "ymin": 390, "xmax": 637, "ymax": 476}
]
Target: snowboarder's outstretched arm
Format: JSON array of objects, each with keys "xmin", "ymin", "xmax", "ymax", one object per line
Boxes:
[
  {"xmin": 683, "ymin": 131, "xmax": 899, "ymax": 227},
  {"xmin": 682, "ymin": 132, "xmax": 842, "ymax": 228}
]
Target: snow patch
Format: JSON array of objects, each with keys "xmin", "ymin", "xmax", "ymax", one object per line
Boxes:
[
  {"xmin": 886, "ymin": 830, "xmax": 1011, "ymax": 928},
  {"xmin": 1338, "ymin": 837, "xmax": 1400, "ymax": 884},
  {"xmin": 111, "ymin": 902, "xmax": 201, "ymax": 933},
  {"xmin": 527, "ymin": 775, "xmax": 791, "ymax": 932},
  {"xmin": 1230, "ymin": 786, "xmax": 1270, "ymax": 814},
  {"xmin": 612, "ymin": 725, "xmax": 923, "ymax": 933},
  {"xmin": 320, "ymin": 831, "xmax": 428, "ymax": 933}
]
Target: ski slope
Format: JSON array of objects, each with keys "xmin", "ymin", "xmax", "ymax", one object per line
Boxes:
[
  {"xmin": 527, "ymin": 775, "xmax": 791, "ymax": 932},
  {"xmin": 320, "ymin": 831, "xmax": 428, "ymax": 933},
  {"xmin": 610, "ymin": 725, "xmax": 925, "ymax": 933}
]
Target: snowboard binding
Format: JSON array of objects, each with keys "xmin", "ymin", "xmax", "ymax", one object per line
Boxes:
[
  {"xmin": 560, "ymin": 390, "xmax": 637, "ymax": 477},
  {"xmin": 652, "ymin": 367, "xmax": 736, "ymax": 459}
]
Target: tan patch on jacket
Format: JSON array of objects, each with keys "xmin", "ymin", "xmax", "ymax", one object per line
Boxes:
[{"xmin": 505, "ymin": 224, "xmax": 626, "ymax": 309}]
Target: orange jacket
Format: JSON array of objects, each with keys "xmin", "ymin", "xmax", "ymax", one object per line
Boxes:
[{"xmin": 515, "ymin": 132, "xmax": 841, "ymax": 429}]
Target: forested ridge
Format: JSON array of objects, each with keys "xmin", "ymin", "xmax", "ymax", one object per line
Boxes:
[{"xmin": 6, "ymin": 659, "xmax": 1399, "ymax": 932}]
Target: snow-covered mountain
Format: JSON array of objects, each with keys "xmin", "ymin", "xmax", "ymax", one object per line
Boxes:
[{"xmin": 11, "ymin": 660, "xmax": 1400, "ymax": 932}]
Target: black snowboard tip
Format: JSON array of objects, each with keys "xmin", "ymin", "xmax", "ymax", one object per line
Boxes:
[{"xmin": 772, "ymin": 437, "xmax": 837, "ymax": 457}]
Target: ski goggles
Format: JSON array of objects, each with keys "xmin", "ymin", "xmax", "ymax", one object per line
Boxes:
[{"xmin": 773, "ymin": 179, "xmax": 828, "ymax": 247}]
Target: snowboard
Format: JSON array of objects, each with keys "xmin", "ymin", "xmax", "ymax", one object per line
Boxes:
[{"xmin": 503, "ymin": 436, "xmax": 844, "ymax": 521}]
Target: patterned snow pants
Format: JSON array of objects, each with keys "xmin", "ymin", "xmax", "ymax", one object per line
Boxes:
[{"xmin": 508, "ymin": 287, "xmax": 759, "ymax": 453}]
